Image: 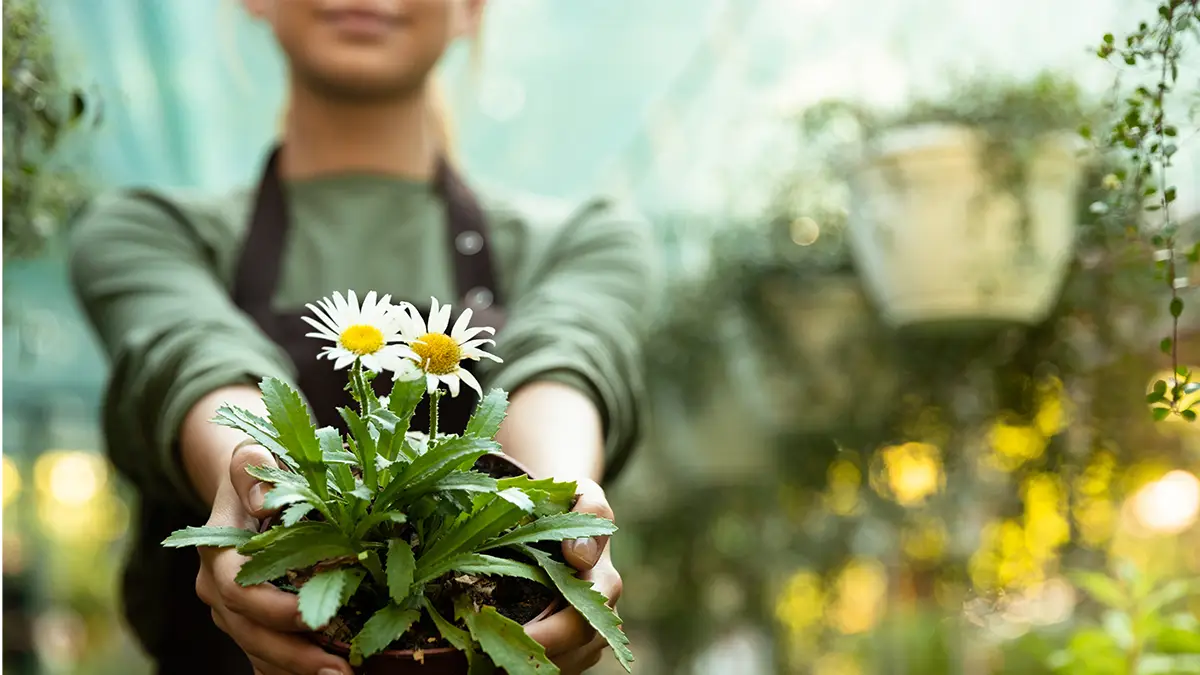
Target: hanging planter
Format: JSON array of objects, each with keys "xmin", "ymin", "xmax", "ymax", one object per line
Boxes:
[
  {"xmin": 803, "ymin": 73, "xmax": 1095, "ymax": 332},
  {"xmin": 848, "ymin": 123, "xmax": 1084, "ymax": 330}
]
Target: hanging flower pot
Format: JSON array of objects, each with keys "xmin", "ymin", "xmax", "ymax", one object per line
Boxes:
[{"xmin": 847, "ymin": 123, "xmax": 1085, "ymax": 330}]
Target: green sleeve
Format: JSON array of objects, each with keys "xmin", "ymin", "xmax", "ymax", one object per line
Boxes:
[
  {"xmin": 67, "ymin": 191, "xmax": 297, "ymax": 512},
  {"xmin": 483, "ymin": 198, "xmax": 661, "ymax": 481}
]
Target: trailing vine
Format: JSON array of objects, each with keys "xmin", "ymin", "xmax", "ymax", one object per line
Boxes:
[{"xmin": 1091, "ymin": 0, "xmax": 1200, "ymax": 420}]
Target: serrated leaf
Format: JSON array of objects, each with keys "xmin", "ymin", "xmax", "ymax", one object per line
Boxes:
[
  {"xmin": 351, "ymin": 605, "xmax": 421, "ymax": 661},
  {"xmin": 375, "ymin": 437, "xmax": 500, "ymax": 511},
  {"xmin": 260, "ymin": 377, "xmax": 323, "ymax": 467},
  {"xmin": 245, "ymin": 464, "xmax": 306, "ymax": 486},
  {"xmin": 498, "ymin": 476, "xmax": 577, "ymax": 516},
  {"xmin": 481, "ymin": 513, "xmax": 617, "ymax": 551},
  {"xmin": 298, "ymin": 567, "xmax": 365, "ymax": 629},
  {"xmin": 282, "ymin": 503, "xmax": 312, "ymax": 526},
  {"xmin": 212, "ymin": 405, "xmax": 299, "ymax": 471},
  {"xmin": 388, "ymin": 376, "xmax": 426, "ymax": 421},
  {"xmin": 261, "ymin": 481, "xmax": 323, "ymax": 512},
  {"xmin": 466, "ymin": 389, "xmax": 509, "ymax": 439},
  {"xmin": 414, "ymin": 553, "xmax": 549, "ymax": 587},
  {"xmin": 161, "ymin": 526, "xmax": 254, "ymax": 549},
  {"xmin": 416, "ymin": 495, "xmax": 528, "ymax": 576},
  {"xmin": 1072, "ymin": 571, "xmax": 1129, "ymax": 610},
  {"xmin": 236, "ymin": 528, "xmax": 357, "ymax": 586},
  {"xmin": 353, "ymin": 511, "xmax": 408, "ymax": 540},
  {"xmin": 461, "ymin": 601, "xmax": 558, "ymax": 675},
  {"xmin": 239, "ymin": 520, "xmax": 334, "ymax": 555},
  {"xmin": 423, "ymin": 598, "xmax": 494, "ymax": 675},
  {"xmin": 340, "ymin": 407, "xmax": 378, "ymax": 491},
  {"xmin": 387, "ymin": 539, "xmax": 416, "ymax": 604},
  {"xmin": 317, "ymin": 427, "xmax": 356, "ymax": 493},
  {"xmin": 520, "ymin": 545, "xmax": 632, "ymax": 671},
  {"xmin": 423, "ymin": 471, "xmax": 499, "ymax": 497}
]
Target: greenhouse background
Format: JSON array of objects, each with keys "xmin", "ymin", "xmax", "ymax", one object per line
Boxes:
[{"xmin": 4, "ymin": 0, "xmax": 1200, "ymax": 674}]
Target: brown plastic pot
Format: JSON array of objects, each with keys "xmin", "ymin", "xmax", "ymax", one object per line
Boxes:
[{"xmin": 265, "ymin": 452, "xmax": 554, "ymax": 674}]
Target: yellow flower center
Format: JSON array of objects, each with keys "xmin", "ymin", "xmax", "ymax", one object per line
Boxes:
[
  {"xmin": 411, "ymin": 333, "xmax": 462, "ymax": 375},
  {"xmin": 339, "ymin": 324, "xmax": 385, "ymax": 356}
]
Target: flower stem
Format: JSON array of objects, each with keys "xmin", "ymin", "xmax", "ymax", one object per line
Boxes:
[
  {"xmin": 428, "ymin": 390, "xmax": 442, "ymax": 440},
  {"xmin": 350, "ymin": 359, "xmax": 371, "ymax": 416}
]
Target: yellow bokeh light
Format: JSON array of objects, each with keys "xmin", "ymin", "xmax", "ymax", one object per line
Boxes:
[
  {"xmin": 903, "ymin": 517, "xmax": 947, "ymax": 563},
  {"xmin": 823, "ymin": 459, "xmax": 862, "ymax": 516},
  {"xmin": 986, "ymin": 422, "xmax": 1047, "ymax": 472},
  {"xmin": 1131, "ymin": 470, "xmax": 1200, "ymax": 535},
  {"xmin": 3, "ymin": 455, "xmax": 21, "ymax": 508},
  {"xmin": 775, "ymin": 569, "xmax": 825, "ymax": 636},
  {"xmin": 878, "ymin": 442, "xmax": 943, "ymax": 506},
  {"xmin": 35, "ymin": 451, "xmax": 107, "ymax": 507},
  {"xmin": 1035, "ymin": 377, "xmax": 1069, "ymax": 437},
  {"xmin": 829, "ymin": 559, "xmax": 887, "ymax": 634}
]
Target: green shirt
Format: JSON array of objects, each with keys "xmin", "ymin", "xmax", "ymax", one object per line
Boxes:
[{"xmin": 68, "ymin": 173, "xmax": 658, "ymax": 511}]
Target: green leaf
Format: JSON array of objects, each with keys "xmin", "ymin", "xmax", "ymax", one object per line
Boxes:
[
  {"xmin": 298, "ymin": 567, "xmax": 365, "ymax": 629},
  {"xmin": 519, "ymin": 545, "xmax": 632, "ymax": 671},
  {"xmin": 416, "ymin": 493, "xmax": 529, "ymax": 576},
  {"xmin": 239, "ymin": 520, "xmax": 334, "ymax": 555},
  {"xmin": 1142, "ymin": 579, "xmax": 1199, "ymax": 614},
  {"xmin": 1071, "ymin": 571, "xmax": 1129, "ymax": 610},
  {"xmin": 460, "ymin": 601, "xmax": 558, "ymax": 675},
  {"xmin": 282, "ymin": 503, "xmax": 312, "ymax": 526},
  {"xmin": 388, "ymin": 376, "xmax": 426, "ymax": 421},
  {"xmin": 236, "ymin": 528, "xmax": 357, "ymax": 586},
  {"xmin": 424, "ymin": 471, "xmax": 499, "ymax": 496},
  {"xmin": 352, "ymin": 511, "xmax": 408, "ymax": 541},
  {"xmin": 423, "ymin": 598, "xmax": 495, "ymax": 675},
  {"xmin": 1183, "ymin": 409, "xmax": 1197, "ymax": 422},
  {"xmin": 261, "ymin": 481, "xmax": 323, "ymax": 512},
  {"xmin": 161, "ymin": 526, "xmax": 254, "ymax": 549},
  {"xmin": 1162, "ymin": 337, "xmax": 1173, "ymax": 354},
  {"xmin": 414, "ymin": 553, "xmax": 549, "ymax": 587},
  {"xmin": 211, "ymin": 405, "xmax": 299, "ymax": 471},
  {"xmin": 498, "ymin": 476, "xmax": 577, "ymax": 516},
  {"xmin": 386, "ymin": 539, "xmax": 416, "ymax": 604},
  {"xmin": 1153, "ymin": 407, "xmax": 1172, "ymax": 421},
  {"xmin": 1171, "ymin": 297, "xmax": 1184, "ymax": 318},
  {"xmin": 375, "ymin": 437, "xmax": 500, "ymax": 511},
  {"xmin": 351, "ymin": 605, "xmax": 421, "ymax": 662},
  {"xmin": 466, "ymin": 389, "xmax": 509, "ymax": 439},
  {"xmin": 261, "ymin": 377, "xmax": 323, "ymax": 467},
  {"xmin": 340, "ymin": 407, "xmax": 378, "ymax": 491},
  {"xmin": 481, "ymin": 512, "xmax": 616, "ymax": 551},
  {"xmin": 317, "ymin": 427, "xmax": 356, "ymax": 493},
  {"xmin": 245, "ymin": 464, "xmax": 306, "ymax": 486}
]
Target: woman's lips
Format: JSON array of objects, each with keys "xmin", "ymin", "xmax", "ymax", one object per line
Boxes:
[{"xmin": 322, "ymin": 8, "xmax": 404, "ymax": 40}]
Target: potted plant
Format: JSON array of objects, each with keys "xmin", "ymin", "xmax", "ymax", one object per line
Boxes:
[
  {"xmin": 803, "ymin": 73, "xmax": 1093, "ymax": 331},
  {"xmin": 3, "ymin": 0, "xmax": 98, "ymax": 260},
  {"xmin": 164, "ymin": 292, "xmax": 633, "ymax": 674}
]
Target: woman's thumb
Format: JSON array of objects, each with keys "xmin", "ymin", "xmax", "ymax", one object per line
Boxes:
[{"xmin": 228, "ymin": 441, "xmax": 281, "ymax": 519}]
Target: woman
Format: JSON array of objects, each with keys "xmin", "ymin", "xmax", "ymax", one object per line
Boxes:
[{"xmin": 68, "ymin": 1, "xmax": 657, "ymax": 674}]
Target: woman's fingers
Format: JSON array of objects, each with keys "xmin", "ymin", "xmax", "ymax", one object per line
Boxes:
[
  {"xmin": 563, "ymin": 479, "xmax": 614, "ymax": 571},
  {"xmin": 553, "ymin": 635, "xmax": 608, "ymax": 675},
  {"xmin": 229, "ymin": 442, "xmax": 281, "ymax": 519},
  {"xmin": 202, "ymin": 548, "xmax": 306, "ymax": 632},
  {"xmin": 222, "ymin": 610, "xmax": 350, "ymax": 675},
  {"xmin": 524, "ymin": 606, "xmax": 594, "ymax": 656}
]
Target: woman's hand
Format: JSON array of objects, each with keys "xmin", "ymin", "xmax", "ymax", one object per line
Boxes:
[
  {"xmin": 525, "ymin": 479, "xmax": 623, "ymax": 674},
  {"xmin": 194, "ymin": 444, "xmax": 353, "ymax": 675}
]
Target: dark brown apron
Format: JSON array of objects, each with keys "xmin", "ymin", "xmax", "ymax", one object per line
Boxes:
[{"xmin": 130, "ymin": 147, "xmax": 505, "ymax": 674}]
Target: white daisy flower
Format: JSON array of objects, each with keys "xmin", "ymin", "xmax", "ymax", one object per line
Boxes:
[
  {"xmin": 391, "ymin": 297, "xmax": 502, "ymax": 397},
  {"xmin": 302, "ymin": 290, "xmax": 411, "ymax": 372}
]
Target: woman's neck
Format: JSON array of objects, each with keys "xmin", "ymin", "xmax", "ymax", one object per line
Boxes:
[{"xmin": 280, "ymin": 84, "xmax": 438, "ymax": 181}]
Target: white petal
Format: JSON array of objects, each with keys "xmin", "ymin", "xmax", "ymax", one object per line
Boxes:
[
  {"xmin": 463, "ymin": 348, "xmax": 503, "ymax": 363},
  {"xmin": 389, "ymin": 359, "xmax": 423, "ymax": 382},
  {"xmin": 301, "ymin": 316, "xmax": 340, "ymax": 340},
  {"xmin": 304, "ymin": 331, "xmax": 340, "ymax": 343},
  {"xmin": 333, "ymin": 352, "xmax": 357, "ymax": 370},
  {"xmin": 428, "ymin": 298, "xmax": 451, "ymax": 335},
  {"xmin": 440, "ymin": 374, "xmax": 461, "ymax": 398},
  {"xmin": 361, "ymin": 353, "xmax": 381, "ymax": 372},
  {"xmin": 346, "ymin": 290, "xmax": 361, "ymax": 323},
  {"xmin": 425, "ymin": 374, "xmax": 440, "ymax": 394},
  {"xmin": 460, "ymin": 338, "xmax": 495, "ymax": 351},
  {"xmin": 456, "ymin": 368, "xmax": 483, "ymax": 398},
  {"xmin": 450, "ymin": 308, "xmax": 474, "ymax": 341},
  {"xmin": 456, "ymin": 325, "xmax": 495, "ymax": 341},
  {"xmin": 306, "ymin": 303, "xmax": 341, "ymax": 334},
  {"xmin": 361, "ymin": 290, "xmax": 379, "ymax": 317}
]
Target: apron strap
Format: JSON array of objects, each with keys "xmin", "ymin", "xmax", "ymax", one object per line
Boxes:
[{"xmin": 232, "ymin": 147, "xmax": 504, "ymax": 321}]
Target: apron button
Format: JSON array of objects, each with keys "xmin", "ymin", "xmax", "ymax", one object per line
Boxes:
[
  {"xmin": 465, "ymin": 286, "xmax": 494, "ymax": 310},
  {"xmin": 455, "ymin": 230, "xmax": 484, "ymax": 255}
]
